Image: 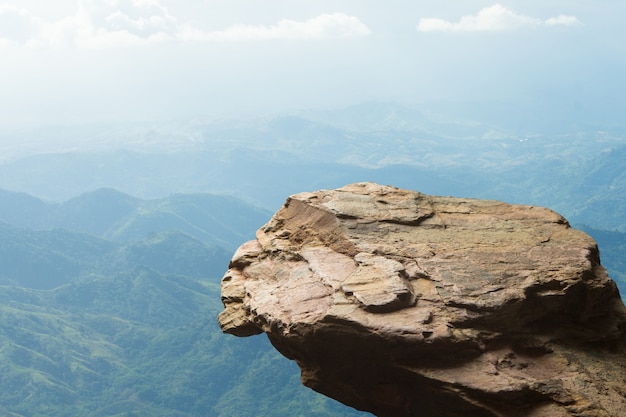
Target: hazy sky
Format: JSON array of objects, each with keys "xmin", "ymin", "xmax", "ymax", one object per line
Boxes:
[{"xmin": 1, "ymin": 1, "xmax": 624, "ymax": 125}]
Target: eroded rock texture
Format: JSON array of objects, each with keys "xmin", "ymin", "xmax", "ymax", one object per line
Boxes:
[{"xmin": 218, "ymin": 182, "xmax": 626, "ymax": 417}]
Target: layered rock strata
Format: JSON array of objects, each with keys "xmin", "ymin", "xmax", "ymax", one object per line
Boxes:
[{"xmin": 218, "ymin": 182, "xmax": 626, "ymax": 417}]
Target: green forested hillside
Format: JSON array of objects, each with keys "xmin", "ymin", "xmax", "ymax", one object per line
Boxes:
[
  {"xmin": 0, "ymin": 271, "xmax": 368, "ymax": 416},
  {"xmin": 0, "ymin": 189, "xmax": 49, "ymax": 227},
  {"xmin": 0, "ymin": 189, "xmax": 371, "ymax": 417},
  {"xmin": 0, "ymin": 221, "xmax": 116, "ymax": 289},
  {"xmin": 0, "ymin": 222, "xmax": 230, "ymax": 289},
  {"xmin": 0, "ymin": 189, "xmax": 270, "ymax": 250}
]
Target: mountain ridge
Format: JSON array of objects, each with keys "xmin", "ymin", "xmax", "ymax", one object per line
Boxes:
[
  {"xmin": 0, "ymin": 187, "xmax": 270, "ymax": 249},
  {"xmin": 1, "ymin": 108, "xmax": 624, "ymax": 231}
]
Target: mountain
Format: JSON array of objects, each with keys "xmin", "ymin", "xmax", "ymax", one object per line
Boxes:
[
  {"xmin": 0, "ymin": 188, "xmax": 271, "ymax": 250},
  {"xmin": 0, "ymin": 189, "xmax": 371, "ymax": 416},
  {"xmin": 0, "ymin": 189, "xmax": 49, "ymax": 227},
  {"xmin": 0, "ymin": 105, "xmax": 624, "ymax": 231},
  {"xmin": 107, "ymin": 231, "xmax": 229, "ymax": 279},
  {"xmin": 52, "ymin": 188, "xmax": 142, "ymax": 236},
  {"xmin": 0, "ymin": 220, "xmax": 232, "ymax": 290},
  {"xmin": 0, "ymin": 270, "xmax": 369, "ymax": 417},
  {"xmin": 0, "ymin": 103, "xmax": 624, "ymax": 416},
  {"xmin": 0, "ymin": 221, "xmax": 116, "ymax": 289},
  {"xmin": 99, "ymin": 193, "xmax": 269, "ymax": 247},
  {"xmin": 0, "ymin": 188, "xmax": 264, "ymax": 290}
]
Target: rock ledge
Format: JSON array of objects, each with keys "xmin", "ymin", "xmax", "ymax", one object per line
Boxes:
[{"xmin": 218, "ymin": 182, "xmax": 626, "ymax": 417}]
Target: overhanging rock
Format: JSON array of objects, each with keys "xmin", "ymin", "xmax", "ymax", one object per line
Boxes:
[{"xmin": 218, "ymin": 182, "xmax": 626, "ymax": 417}]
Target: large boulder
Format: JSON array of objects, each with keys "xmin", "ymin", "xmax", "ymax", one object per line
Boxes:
[{"xmin": 218, "ymin": 182, "xmax": 626, "ymax": 417}]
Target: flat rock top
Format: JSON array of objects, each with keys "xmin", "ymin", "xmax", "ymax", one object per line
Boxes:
[{"xmin": 218, "ymin": 182, "xmax": 626, "ymax": 417}]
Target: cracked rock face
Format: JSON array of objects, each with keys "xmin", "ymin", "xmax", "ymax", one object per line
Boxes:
[{"xmin": 218, "ymin": 182, "xmax": 626, "ymax": 417}]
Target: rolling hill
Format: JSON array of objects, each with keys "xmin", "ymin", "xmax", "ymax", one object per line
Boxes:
[{"xmin": 0, "ymin": 188, "xmax": 371, "ymax": 416}]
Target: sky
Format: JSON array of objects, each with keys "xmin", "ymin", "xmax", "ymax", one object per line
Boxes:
[{"xmin": 0, "ymin": 1, "xmax": 625, "ymax": 126}]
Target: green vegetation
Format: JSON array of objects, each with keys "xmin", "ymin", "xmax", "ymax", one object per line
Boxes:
[
  {"xmin": 0, "ymin": 189, "xmax": 270, "ymax": 250},
  {"xmin": 0, "ymin": 190, "xmax": 370, "ymax": 416},
  {"xmin": 0, "ymin": 272, "xmax": 365, "ymax": 417},
  {"xmin": 0, "ymin": 221, "xmax": 230, "ymax": 290}
]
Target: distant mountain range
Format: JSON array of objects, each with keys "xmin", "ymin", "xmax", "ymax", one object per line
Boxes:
[
  {"xmin": 0, "ymin": 102, "xmax": 624, "ymax": 416},
  {"xmin": 0, "ymin": 103, "xmax": 624, "ymax": 232}
]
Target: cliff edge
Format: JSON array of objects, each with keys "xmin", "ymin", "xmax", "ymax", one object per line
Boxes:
[{"xmin": 218, "ymin": 182, "xmax": 626, "ymax": 417}]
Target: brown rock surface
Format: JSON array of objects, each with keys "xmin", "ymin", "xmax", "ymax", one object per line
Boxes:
[{"xmin": 218, "ymin": 182, "xmax": 626, "ymax": 417}]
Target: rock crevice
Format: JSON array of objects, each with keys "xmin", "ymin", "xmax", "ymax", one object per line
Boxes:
[{"xmin": 218, "ymin": 182, "xmax": 626, "ymax": 417}]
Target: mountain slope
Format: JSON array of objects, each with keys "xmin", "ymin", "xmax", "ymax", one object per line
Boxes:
[
  {"xmin": 0, "ymin": 189, "xmax": 50, "ymax": 228},
  {"xmin": 51, "ymin": 188, "xmax": 142, "ymax": 236},
  {"xmin": 0, "ymin": 188, "xmax": 270, "ymax": 249},
  {"xmin": 0, "ymin": 188, "xmax": 372, "ymax": 416},
  {"xmin": 0, "ymin": 221, "xmax": 116, "ymax": 289},
  {"xmin": 0, "ymin": 270, "xmax": 370, "ymax": 417},
  {"xmin": 0, "ymin": 221, "xmax": 230, "ymax": 290}
]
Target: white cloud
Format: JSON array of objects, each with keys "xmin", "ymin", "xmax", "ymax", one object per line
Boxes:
[
  {"xmin": 545, "ymin": 15, "xmax": 580, "ymax": 27},
  {"xmin": 417, "ymin": 4, "xmax": 580, "ymax": 33},
  {"xmin": 0, "ymin": 4, "xmax": 45, "ymax": 45},
  {"xmin": 180, "ymin": 13, "xmax": 371, "ymax": 42},
  {"xmin": 80, "ymin": 0, "xmax": 178, "ymax": 37},
  {"xmin": 0, "ymin": 1, "xmax": 370, "ymax": 48}
]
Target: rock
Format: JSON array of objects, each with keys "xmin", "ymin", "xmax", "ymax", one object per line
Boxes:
[{"xmin": 218, "ymin": 182, "xmax": 626, "ymax": 417}]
